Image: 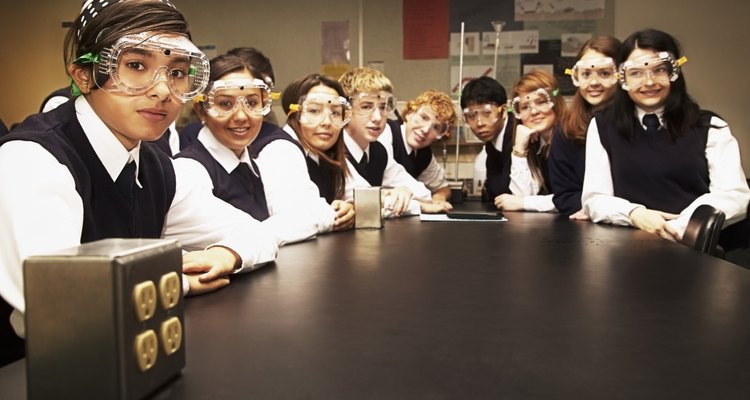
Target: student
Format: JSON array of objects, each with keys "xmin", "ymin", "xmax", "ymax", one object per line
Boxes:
[
  {"xmin": 181, "ymin": 47, "xmax": 279, "ymax": 147},
  {"xmin": 176, "ymin": 54, "xmax": 318, "ymax": 244},
  {"xmin": 460, "ymin": 77, "xmax": 515, "ymax": 202},
  {"xmin": 496, "ymin": 69, "xmax": 566, "ymax": 212},
  {"xmin": 0, "ymin": 0, "xmax": 278, "ymax": 340},
  {"xmin": 582, "ymin": 28, "xmax": 750, "ymax": 245},
  {"xmin": 338, "ymin": 67, "xmax": 432, "ymax": 216},
  {"xmin": 549, "ymin": 36, "xmax": 621, "ymax": 219},
  {"xmin": 280, "ymin": 73, "xmax": 355, "ymax": 231},
  {"xmin": 378, "ymin": 90, "xmax": 456, "ymax": 213}
]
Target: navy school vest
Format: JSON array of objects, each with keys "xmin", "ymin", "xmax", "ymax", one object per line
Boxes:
[
  {"xmin": 176, "ymin": 140, "xmax": 270, "ymax": 221},
  {"xmin": 0, "ymin": 100, "xmax": 176, "ymax": 242},
  {"xmin": 346, "ymin": 140, "xmax": 387, "ymax": 186},
  {"xmin": 596, "ymin": 112, "xmax": 711, "ymax": 214},
  {"xmin": 387, "ymin": 119, "xmax": 433, "ymax": 179},
  {"xmin": 305, "ymin": 156, "xmax": 337, "ymax": 204}
]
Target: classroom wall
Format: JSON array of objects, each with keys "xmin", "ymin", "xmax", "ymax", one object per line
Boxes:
[{"xmin": 2, "ymin": 0, "xmax": 749, "ymax": 172}]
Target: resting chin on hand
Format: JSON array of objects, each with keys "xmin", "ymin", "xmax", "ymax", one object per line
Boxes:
[
  {"xmin": 629, "ymin": 207, "xmax": 681, "ymax": 242},
  {"xmin": 182, "ymin": 246, "xmax": 239, "ymax": 295}
]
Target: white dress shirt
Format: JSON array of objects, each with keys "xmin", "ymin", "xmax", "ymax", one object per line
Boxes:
[
  {"xmin": 253, "ymin": 125, "xmax": 336, "ymax": 235},
  {"xmin": 0, "ymin": 96, "xmax": 278, "ymax": 334},
  {"xmin": 177, "ymin": 126, "xmax": 317, "ymax": 246},
  {"xmin": 509, "ymin": 136, "xmax": 556, "ymax": 212},
  {"xmin": 377, "ymin": 123, "xmax": 449, "ymax": 193},
  {"xmin": 343, "ymin": 128, "xmax": 432, "ymax": 201},
  {"xmin": 582, "ymin": 107, "xmax": 750, "ymax": 235}
]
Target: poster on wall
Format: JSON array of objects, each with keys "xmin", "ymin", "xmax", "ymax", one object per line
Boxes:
[
  {"xmin": 515, "ymin": 0, "xmax": 605, "ymax": 21},
  {"xmin": 321, "ymin": 20, "xmax": 350, "ymax": 78},
  {"xmin": 450, "ymin": 32, "xmax": 481, "ymax": 57},
  {"xmin": 521, "ymin": 39, "xmax": 577, "ymax": 95},
  {"xmin": 403, "ymin": 0, "xmax": 450, "ymax": 59}
]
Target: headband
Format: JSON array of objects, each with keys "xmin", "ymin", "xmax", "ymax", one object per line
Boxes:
[{"xmin": 78, "ymin": 0, "xmax": 176, "ymax": 38}]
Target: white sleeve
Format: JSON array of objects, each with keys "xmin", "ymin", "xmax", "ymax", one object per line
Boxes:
[
  {"xmin": 666, "ymin": 117, "xmax": 750, "ymax": 235},
  {"xmin": 417, "ymin": 156, "xmax": 449, "ymax": 193},
  {"xmin": 522, "ymin": 194, "xmax": 557, "ymax": 212},
  {"xmin": 581, "ymin": 117, "xmax": 642, "ymax": 226},
  {"xmin": 0, "ymin": 142, "xmax": 83, "ymax": 314},
  {"xmin": 509, "ymin": 154, "xmax": 539, "ymax": 196},
  {"xmin": 382, "ymin": 155, "xmax": 432, "ymax": 200},
  {"xmin": 166, "ymin": 158, "xmax": 278, "ymax": 273},
  {"xmin": 254, "ymin": 140, "xmax": 335, "ymax": 240}
]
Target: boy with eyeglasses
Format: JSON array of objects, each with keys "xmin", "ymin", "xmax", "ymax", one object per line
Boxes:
[
  {"xmin": 378, "ymin": 90, "xmax": 457, "ymax": 213},
  {"xmin": 460, "ymin": 77, "xmax": 515, "ymax": 201},
  {"xmin": 339, "ymin": 68, "xmax": 431, "ymax": 216}
]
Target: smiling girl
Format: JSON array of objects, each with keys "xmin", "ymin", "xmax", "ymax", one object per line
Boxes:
[{"xmin": 582, "ymin": 29, "xmax": 750, "ymax": 246}]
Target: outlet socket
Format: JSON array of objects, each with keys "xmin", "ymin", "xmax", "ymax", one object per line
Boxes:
[
  {"xmin": 134, "ymin": 330, "xmax": 158, "ymax": 372},
  {"xmin": 133, "ymin": 281, "xmax": 157, "ymax": 322},
  {"xmin": 160, "ymin": 316, "xmax": 182, "ymax": 356},
  {"xmin": 159, "ymin": 272, "xmax": 180, "ymax": 310}
]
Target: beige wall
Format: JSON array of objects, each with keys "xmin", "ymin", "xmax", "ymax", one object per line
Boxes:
[{"xmin": 3, "ymin": 0, "xmax": 749, "ymax": 172}]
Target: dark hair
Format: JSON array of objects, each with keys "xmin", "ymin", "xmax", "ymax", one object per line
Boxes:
[
  {"xmin": 207, "ymin": 54, "xmax": 250, "ymax": 83},
  {"xmin": 64, "ymin": 0, "xmax": 190, "ymax": 87},
  {"xmin": 562, "ymin": 35, "xmax": 621, "ymax": 144},
  {"xmin": 607, "ymin": 29, "xmax": 705, "ymax": 141},
  {"xmin": 282, "ymin": 74, "xmax": 350, "ymax": 201},
  {"xmin": 227, "ymin": 47, "xmax": 275, "ymax": 88},
  {"xmin": 460, "ymin": 76, "xmax": 508, "ymax": 109}
]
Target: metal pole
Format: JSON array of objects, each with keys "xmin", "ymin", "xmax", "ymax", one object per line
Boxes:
[{"xmin": 455, "ymin": 22, "xmax": 465, "ymax": 182}]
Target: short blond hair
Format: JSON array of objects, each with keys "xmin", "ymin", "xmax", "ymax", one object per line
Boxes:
[
  {"xmin": 338, "ymin": 67, "xmax": 393, "ymax": 97},
  {"xmin": 402, "ymin": 90, "xmax": 457, "ymax": 128}
]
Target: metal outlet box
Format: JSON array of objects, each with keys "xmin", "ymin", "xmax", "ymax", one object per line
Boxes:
[
  {"xmin": 354, "ymin": 187, "xmax": 383, "ymax": 229},
  {"xmin": 24, "ymin": 238, "xmax": 185, "ymax": 400}
]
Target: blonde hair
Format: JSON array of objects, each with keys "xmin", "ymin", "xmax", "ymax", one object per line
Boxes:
[
  {"xmin": 402, "ymin": 90, "xmax": 457, "ymax": 129},
  {"xmin": 338, "ymin": 67, "xmax": 393, "ymax": 97}
]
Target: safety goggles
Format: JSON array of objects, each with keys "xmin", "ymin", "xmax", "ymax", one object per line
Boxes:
[
  {"xmin": 350, "ymin": 91, "xmax": 396, "ymax": 118},
  {"xmin": 462, "ymin": 103, "xmax": 505, "ymax": 125},
  {"xmin": 618, "ymin": 51, "xmax": 688, "ymax": 91},
  {"xmin": 409, "ymin": 107, "xmax": 450, "ymax": 139},
  {"xmin": 94, "ymin": 32, "xmax": 209, "ymax": 103},
  {"xmin": 509, "ymin": 88, "xmax": 558, "ymax": 119},
  {"xmin": 194, "ymin": 78, "xmax": 272, "ymax": 118},
  {"xmin": 565, "ymin": 57, "xmax": 617, "ymax": 87},
  {"xmin": 289, "ymin": 92, "xmax": 351, "ymax": 128}
]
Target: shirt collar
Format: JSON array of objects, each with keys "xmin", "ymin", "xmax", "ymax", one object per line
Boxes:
[
  {"xmin": 197, "ymin": 126, "xmax": 258, "ymax": 176},
  {"xmin": 636, "ymin": 107, "xmax": 665, "ymax": 129},
  {"xmin": 493, "ymin": 116, "xmax": 510, "ymax": 151},
  {"xmin": 75, "ymin": 96, "xmax": 142, "ymax": 187},
  {"xmin": 282, "ymin": 124, "xmax": 318, "ymax": 163},
  {"xmin": 399, "ymin": 123, "xmax": 414, "ymax": 155},
  {"xmin": 343, "ymin": 128, "xmax": 368, "ymax": 162}
]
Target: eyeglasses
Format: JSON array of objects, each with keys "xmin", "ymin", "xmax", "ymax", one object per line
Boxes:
[
  {"xmin": 289, "ymin": 93, "xmax": 351, "ymax": 128},
  {"xmin": 509, "ymin": 88, "xmax": 557, "ymax": 119},
  {"xmin": 350, "ymin": 92, "xmax": 396, "ymax": 118},
  {"xmin": 194, "ymin": 78, "xmax": 272, "ymax": 118},
  {"xmin": 618, "ymin": 51, "xmax": 688, "ymax": 91},
  {"xmin": 462, "ymin": 103, "xmax": 504, "ymax": 125},
  {"xmin": 566, "ymin": 57, "xmax": 617, "ymax": 87}
]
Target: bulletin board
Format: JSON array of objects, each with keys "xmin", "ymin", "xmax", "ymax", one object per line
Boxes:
[{"xmin": 447, "ymin": 0, "xmax": 615, "ymax": 97}]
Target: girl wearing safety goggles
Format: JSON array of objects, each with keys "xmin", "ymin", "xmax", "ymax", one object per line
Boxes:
[
  {"xmin": 549, "ymin": 36, "xmax": 621, "ymax": 219},
  {"xmin": 0, "ymin": 0, "xmax": 280, "ymax": 343},
  {"xmin": 583, "ymin": 29, "xmax": 750, "ymax": 247},
  {"xmin": 378, "ymin": 90, "xmax": 457, "ymax": 214},
  {"xmin": 176, "ymin": 54, "xmax": 273, "ymax": 222},
  {"xmin": 281, "ymin": 74, "xmax": 355, "ymax": 231},
  {"xmin": 496, "ymin": 70, "xmax": 566, "ymax": 212}
]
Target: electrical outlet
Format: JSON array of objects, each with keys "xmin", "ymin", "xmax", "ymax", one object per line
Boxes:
[
  {"xmin": 134, "ymin": 330, "xmax": 158, "ymax": 372},
  {"xmin": 132, "ymin": 281, "xmax": 157, "ymax": 322},
  {"xmin": 159, "ymin": 272, "xmax": 180, "ymax": 310},
  {"xmin": 160, "ymin": 317, "xmax": 183, "ymax": 356}
]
